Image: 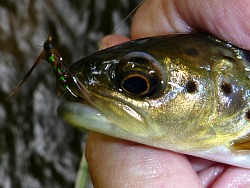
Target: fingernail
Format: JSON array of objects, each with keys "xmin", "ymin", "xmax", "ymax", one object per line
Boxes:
[{"xmin": 98, "ymin": 36, "xmax": 110, "ymax": 50}]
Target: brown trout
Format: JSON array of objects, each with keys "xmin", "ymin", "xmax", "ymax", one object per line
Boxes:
[{"xmin": 27, "ymin": 33, "xmax": 250, "ymax": 168}]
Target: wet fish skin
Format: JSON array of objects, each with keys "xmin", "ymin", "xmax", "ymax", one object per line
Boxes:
[{"xmin": 59, "ymin": 33, "xmax": 250, "ymax": 168}]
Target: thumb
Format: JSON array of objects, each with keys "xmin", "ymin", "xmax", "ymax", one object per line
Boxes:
[{"xmin": 86, "ymin": 133, "xmax": 202, "ymax": 188}]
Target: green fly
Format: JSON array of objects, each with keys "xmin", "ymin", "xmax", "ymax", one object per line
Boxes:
[{"xmin": 7, "ymin": 35, "xmax": 91, "ymax": 103}]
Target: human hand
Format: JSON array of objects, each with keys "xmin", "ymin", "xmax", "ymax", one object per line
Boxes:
[{"xmin": 86, "ymin": 1, "xmax": 250, "ymax": 187}]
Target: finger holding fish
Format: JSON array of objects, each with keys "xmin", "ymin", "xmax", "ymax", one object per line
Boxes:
[{"xmin": 131, "ymin": 0, "xmax": 250, "ymax": 50}]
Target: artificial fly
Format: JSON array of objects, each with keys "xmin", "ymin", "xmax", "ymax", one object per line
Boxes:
[{"xmin": 6, "ymin": 35, "xmax": 92, "ymax": 103}]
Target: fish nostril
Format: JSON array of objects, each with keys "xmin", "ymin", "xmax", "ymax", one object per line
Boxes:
[
  {"xmin": 221, "ymin": 82, "xmax": 233, "ymax": 95},
  {"xmin": 186, "ymin": 80, "xmax": 197, "ymax": 93},
  {"xmin": 245, "ymin": 109, "xmax": 250, "ymax": 120},
  {"xmin": 184, "ymin": 47, "xmax": 199, "ymax": 56}
]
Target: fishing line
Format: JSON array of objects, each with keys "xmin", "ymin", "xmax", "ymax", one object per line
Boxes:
[
  {"xmin": 112, "ymin": 0, "xmax": 145, "ymax": 34},
  {"xmin": 101, "ymin": 0, "xmax": 145, "ymax": 49}
]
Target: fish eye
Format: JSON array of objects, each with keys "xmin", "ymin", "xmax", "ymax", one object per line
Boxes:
[
  {"xmin": 114, "ymin": 52, "xmax": 165, "ymax": 98},
  {"xmin": 121, "ymin": 74, "xmax": 148, "ymax": 95},
  {"xmin": 121, "ymin": 73, "xmax": 157, "ymax": 96}
]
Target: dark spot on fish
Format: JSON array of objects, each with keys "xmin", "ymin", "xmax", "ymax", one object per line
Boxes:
[
  {"xmin": 223, "ymin": 55, "xmax": 237, "ymax": 63},
  {"xmin": 221, "ymin": 82, "xmax": 233, "ymax": 95},
  {"xmin": 245, "ymin": 109, "xmax": 250, "ymax": 120},
  {"xmin": 186, "ymin": 80, "xmax": 197, "ymax": 93},
  {"xmin": 185, "ymin": 48, "xmax": 199, "ymax": 56}
]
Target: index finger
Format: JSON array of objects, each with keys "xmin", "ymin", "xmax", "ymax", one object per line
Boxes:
[{"xmin": 131, "ymin": 0, "xmax": 250, "ymax": 50}]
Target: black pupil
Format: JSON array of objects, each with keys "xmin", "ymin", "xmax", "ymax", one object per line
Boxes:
[{"xmin": 122, "ymin": 76, "xmax": 148, "ymax": 95}]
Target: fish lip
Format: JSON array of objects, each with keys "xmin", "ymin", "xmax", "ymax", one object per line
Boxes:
[
  {"xmin": 75, "ymin": 96, "xmax": 95, "ymax": 107},
  {"xmin": 57, "ymin": 100, "xmax": 114, "ymax": 133},
  {"xmin": 58, "ymin": 100, "xmax": 99, "ymax": 119},
  {"xmin": 71, "ymin": 76, "xmax": 96, "ymax": 106},
  {"xmin": 58, "ymin": 92, "xmax": 97, "ymax": 113},
  {"xmin": 61, "ymin": 91, "xmax": 94, "ymax": 107},
  {"xmin": 58, "ymin": 100, "xmax": 98, "ymax": 116}
]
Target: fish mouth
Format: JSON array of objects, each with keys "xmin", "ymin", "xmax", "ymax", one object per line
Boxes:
[
  {"xmin": 58, "ymin": 100, "xmax": 135, "ymax": 138},
  {"xmin": 57, "ymin": 100, "xmax": 147, "ymax": 144},
  {"xmin": 57, "ymin": 101, "xmax": 107, "ymax": 128},
  {"xmin": 57, "ymin": 100, "xmax": 110, "ymax": 131},
  {"xmin": 57, "ymin": 75, "xmax": 106, "ymax": 129},
  {"xmin": 59, "ymin": 71, "xmax": 118, "ymax": 130},
  {"xmin": 71, "ymin": 76, "xmax": 96, "ymax": 106}
]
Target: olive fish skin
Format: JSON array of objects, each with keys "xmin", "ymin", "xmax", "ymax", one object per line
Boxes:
[{"xmin": 59, "ymin": 33, "xmax": 250, "ymax": 168}]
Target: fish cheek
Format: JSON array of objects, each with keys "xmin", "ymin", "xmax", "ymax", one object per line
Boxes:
[{"xmin": 93, "ymin": 94, "xmax": 152, "ymax": 135}]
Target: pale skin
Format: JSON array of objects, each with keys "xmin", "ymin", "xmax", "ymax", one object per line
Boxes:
[{"xmin": 85, "ymin": 0, "xmax": 250, "ymax": 187}]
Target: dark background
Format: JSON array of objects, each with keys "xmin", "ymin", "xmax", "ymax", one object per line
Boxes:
[{"xmin": 0, "ymin": 0, "xmax": 141, "ymax": 187}]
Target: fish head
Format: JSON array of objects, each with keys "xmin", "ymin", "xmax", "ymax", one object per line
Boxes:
[{"xmin": 58, "ymin": 33, "xmax": 250, "ymax": 168}]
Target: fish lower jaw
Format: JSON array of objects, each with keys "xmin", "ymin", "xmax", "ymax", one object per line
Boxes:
[{"xmin": 57, "ymin": 101, "xmax": 112, "ymax": 132}]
